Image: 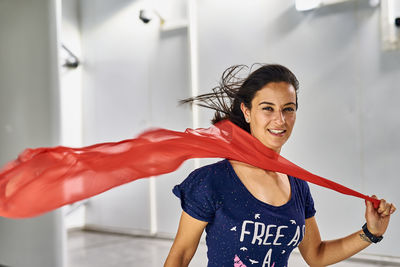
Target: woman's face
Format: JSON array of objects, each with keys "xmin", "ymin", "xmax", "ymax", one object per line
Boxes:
[{"xmin": 241, "ymin": 82, "xmax": 297, "ymax": 153}]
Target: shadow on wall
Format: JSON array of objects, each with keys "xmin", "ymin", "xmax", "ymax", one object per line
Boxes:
[
  {"xmin": 80, "ymin": 0, "xmax": 140, "ymax": 31},
  {"xmin": 273, "ymin": 0, "xmax": 378, "ymax": 35},
  {"xmin": 160, "ymin": 25, "xmax": 187, "ymax": 39},
  {"xmin": 300, "ymin": 0, "xmax": 376, "ymax": 18},
  {"xmin": 380, "ymin": 49, "xmax": 400, "ymax": 72},
  {"xmin": 271, "ymin": 5, "xmax": 305, "ymax": 37}
]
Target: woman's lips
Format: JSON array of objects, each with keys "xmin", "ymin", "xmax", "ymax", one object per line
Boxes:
[{"xmin": 268, "ymin": 129, "xmax": 286, "ymax": 136}]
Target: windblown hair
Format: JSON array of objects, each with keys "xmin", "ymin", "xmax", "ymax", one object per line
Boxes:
[{"xmin": 181, "ymin": 64, "xmax": 299, "ymax": 133}]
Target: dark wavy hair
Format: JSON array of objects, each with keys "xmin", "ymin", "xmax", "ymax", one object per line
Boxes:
[{"xmin": 181, "ymin": 64, "xmax": 299, "ymax": 133}]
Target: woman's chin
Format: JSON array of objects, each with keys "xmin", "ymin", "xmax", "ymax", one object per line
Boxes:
[{"xmin": 262, "ymin": 142, "xmax": 282, "ymax": 153}]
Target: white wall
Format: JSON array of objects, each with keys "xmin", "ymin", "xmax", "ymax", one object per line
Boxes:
[
  {"xmin": 195, "ymin": 0, "xmax": 400, "ymax": 257},
  {"xmin": 0, "ymin": 0, "xmax": 66, "ymax": 266}
]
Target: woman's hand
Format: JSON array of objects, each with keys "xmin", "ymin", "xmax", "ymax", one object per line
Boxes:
[{"xmin": 365, "ymin": 195, "xmax": 396, "ymax": 236}]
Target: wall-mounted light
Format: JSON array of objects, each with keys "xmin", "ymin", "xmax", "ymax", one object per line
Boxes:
[
  {"xmin": 61, "ymin": 44, "xmax": 80, "ymax": 69},
  {"xmin": 295, "ymin": 0, "xmax": 321, "ymax": 11},
  {"xmin": 139, "ymin": 9, "xmax": 188, "ymax": 32},
  {"xmin": 139, "ymin": 9, "xmax": 165, "ymax": 25},
  {"xmin": 295, "ymin": 0, "xmax": 380, "ymax": 11}
]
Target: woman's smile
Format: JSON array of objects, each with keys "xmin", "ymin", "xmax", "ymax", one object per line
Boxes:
[{"xmin": 268, "ymin": 128, "xmax": 286, "ymax": 136}]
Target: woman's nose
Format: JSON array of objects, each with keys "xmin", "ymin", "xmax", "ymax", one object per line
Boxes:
[{"xmin": 274, "ymin": 110, "xmax": 285, "ymax": 124}]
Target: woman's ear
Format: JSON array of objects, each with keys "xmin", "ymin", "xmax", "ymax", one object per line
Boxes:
[{"xmin": 240, "ymin": 103, "xmax": 250, "ymax": 123}]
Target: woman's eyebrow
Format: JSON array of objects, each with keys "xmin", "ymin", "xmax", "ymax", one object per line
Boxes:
[
  {"xmin": 284, "ymin": 102, "xmax": 296, "ymax": 106},
  {"xmin": 258, "ymin": 101, "xmax": 275, "ymax": 106},
  {"xmin": 258, "ymin": 101, "xmax": 296, "ymax": 106}
]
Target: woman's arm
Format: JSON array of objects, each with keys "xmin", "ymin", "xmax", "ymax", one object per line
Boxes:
[
  {"xmin": 299, "ymin": 197, "xmax": 396, "ymax": 266},
  {"xmin": 164, "ymin": 211, "xmax": 208, "ymax": 267}
]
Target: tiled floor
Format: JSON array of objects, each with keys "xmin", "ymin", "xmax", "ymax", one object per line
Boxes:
[{"xmin": 67, "ymin": 230, "xmax": 400, "ymax": 267}]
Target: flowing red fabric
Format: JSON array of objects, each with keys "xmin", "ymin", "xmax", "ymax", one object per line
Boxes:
[{"xmin": 0, "ymin": 120, "xmax": 379, "ymax": 218}]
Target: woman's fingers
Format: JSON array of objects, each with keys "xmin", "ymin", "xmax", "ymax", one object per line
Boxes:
[
  {"xmin": 369, "ymin": 195, "xmax": 396, "ymax": 218},
  {"xmin": 366, "ymin": 195, "xmax": 377, "ymax": 214},
  {"xmin": 377, "ymin": 199, "xmax": 394, "ymax": 217},
  {"xmin": 378, "ymin": 199, "xmax": 387, "ymax": 214},
  {"xmin": 390, "ymin": 203, "xmax": 397, "ymax": 215}
]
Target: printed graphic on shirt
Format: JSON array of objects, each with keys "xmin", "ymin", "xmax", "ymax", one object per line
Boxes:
[
  {"xmin": 234, "ymin": 255, "xmax": 247, "ymax": 267},
  {"xmin": 232, "ymin": 214, "xmax": 305, "ymax": 267}
]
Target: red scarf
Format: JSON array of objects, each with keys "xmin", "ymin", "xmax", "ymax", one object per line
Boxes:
[{"xmin": 0, "ymin": 120, "xmax": 379, "ymax": 218}]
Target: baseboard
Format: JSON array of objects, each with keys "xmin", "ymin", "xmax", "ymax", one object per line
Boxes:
[{"xmin": 69, "ymin": 227, "xmax": 400, "ymax": 265}]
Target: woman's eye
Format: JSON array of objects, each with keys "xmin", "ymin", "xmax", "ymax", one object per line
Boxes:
[
  {"xmin": 283, "ymin": 107, "xmax": 295, "ymax": 112},
  {"xmin": 262, "ymin": 106, "xmax": 273, "ymax": 111}
]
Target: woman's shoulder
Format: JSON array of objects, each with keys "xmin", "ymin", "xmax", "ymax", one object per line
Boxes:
[
  {"xmin": 289, "ymin": 176, "xmax": 316, "ymax": 218},
  {"xmin": 290, "ymin": 176, "xmax": 312, "ymax": 194},
  {"xmin": 183, "ymin": 159, "xmax": 231, "ymax": 185},
  {"xmin": 188, "ymin": 159, "xmax": 229, "ymax": 177},
  {"xmin": 173, "ymin": 160, "xmax": 230, "ymax": 220}
]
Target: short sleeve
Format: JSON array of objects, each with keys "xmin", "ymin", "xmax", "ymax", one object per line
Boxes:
[
  {"xmin": 303, "ymin": 182, "xmax": 316, "ymax": 219},
  {"xmin": 173, "ymin": 167, "xmax": 218, "ymax": 223}
]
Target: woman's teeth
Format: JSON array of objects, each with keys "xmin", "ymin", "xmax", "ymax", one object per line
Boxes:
[{"xmin": 268, "ymin": 129, "xmax": 285, "ymax": 134}]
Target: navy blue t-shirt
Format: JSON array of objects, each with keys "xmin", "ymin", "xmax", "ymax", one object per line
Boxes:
[{"xmin": 173, "ymin": 159, "xmax": 316, "ymax": 267}]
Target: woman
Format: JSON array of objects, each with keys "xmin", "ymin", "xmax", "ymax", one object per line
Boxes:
[{"xmin": 164, "ymin": 64, "xmax": 396, "ymax": 267}]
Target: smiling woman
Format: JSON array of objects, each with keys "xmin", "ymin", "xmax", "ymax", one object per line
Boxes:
[{"xmin": 164, "ymin": 64, "xmax": 396, "ymax": 267}]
